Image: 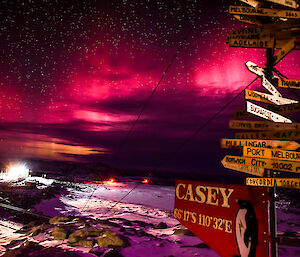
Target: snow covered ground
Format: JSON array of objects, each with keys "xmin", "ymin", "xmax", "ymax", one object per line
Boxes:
[{"xmin": 0, "ymin": 177, "xmax": 299, "ymax": 256}]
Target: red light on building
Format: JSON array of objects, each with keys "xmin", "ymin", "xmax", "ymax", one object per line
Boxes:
[{"xmin": 143, "ymin": 178, "xmax": 149, "ymax": 184}]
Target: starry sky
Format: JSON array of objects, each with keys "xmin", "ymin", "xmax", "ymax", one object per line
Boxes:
[{"xmin": 0, "ymin": 0, "xmax": 299, "ymax": 174}]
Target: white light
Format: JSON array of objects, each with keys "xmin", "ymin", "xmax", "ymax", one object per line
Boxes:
[{"xmin": 6, "ymin": 164, "xmax": 29, "ymax": 181}]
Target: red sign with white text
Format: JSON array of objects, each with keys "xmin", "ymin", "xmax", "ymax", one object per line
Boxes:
[{"xmin": 174, "ymin": 180, "xmax": 270, "ymax": 257}]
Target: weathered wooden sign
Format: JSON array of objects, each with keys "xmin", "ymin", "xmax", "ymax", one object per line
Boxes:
[
  {"xmin": 246, "ymin": 177, "xmax": 300, "ymax": 188},
  {"xmin": 278, "ymin": 78, "xmax": 300, "ymax": 89},
  {"xmin": 228, "ymin": 38, "xmax": 275, "ymax": 48},
  {"xmin": 240, "ymin": 0, "xmax": 261, "ymax": 7},
  {"xmin": 265, "ymin": 0, "xmax": 299, "ymax": 9},
  {"xmin": 233, "ymin": 14, "xmax": 263, "ymax": 25},
  {"xmin": 273, "ymin": 38, "xmax": 296, "ymax": 65},
  {"xmin": 221, "ymin": 138, "xmax": 300, "ymax": 150},
  {"xmin": 246, "ymin": 61, "xmax": 265, "ymax": 77},
  {"xmin": 262, "ymin": 76, "xmax": 282, "ymax": 97},
  {"xmin": 262, "ymin": 19, "xmax": 300, "ymax": 31},
  {"xmin": 245, "ymin": 89, "xmax": 298, "ymax": 105},
  {"xmin": 221, "ymin": 156, "xmax": 265, "ymax": 176},
  {"xmin": 229, "ymin": 5, "xmax": 300, "ymax": 19},
  {"xmin": 243, "ymin": 146, "xmax": 300, "ymax": 162},
  {"xmin": 223, "ymin": 155, "xmax": 300, "ymax": 173},
  {"xmin": 247, "ymin": 101, "xmax": 292, "ymax": 123},
  {"xmin": 174, "ymin": 180, "xmax": 270, "ymax": 257},
  {"xmin": 229, "ymin": 120, "xmax": 300, "ymax": 130},
  {"xmin": 235, "ymin": 129, "xmax": 300, "ymax": 140}
]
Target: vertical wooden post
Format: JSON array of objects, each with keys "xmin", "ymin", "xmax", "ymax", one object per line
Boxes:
[{"xmin": 266, "ymin": 47, "xmax": 278, "ymax": 257}]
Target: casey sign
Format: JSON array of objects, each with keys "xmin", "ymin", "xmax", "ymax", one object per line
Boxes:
[{"xmin": 174, "ymin": 180, "xmax": 270, "ymax": 257}]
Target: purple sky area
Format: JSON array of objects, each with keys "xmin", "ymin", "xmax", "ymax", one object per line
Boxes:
[{"xmin": 0, "ymin": 0, "xmax": 299, "ymax": 174}]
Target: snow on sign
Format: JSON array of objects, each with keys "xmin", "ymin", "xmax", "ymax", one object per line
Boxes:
[
  {"xmin": 243, "ymin": 146, "xmax": 300, "ymax": 162},
  {"xmin": 235, "ymin": 129, "xmax": 300, "ymax": 140},
  {"xmin": 278, "ymin": 78, "xmax": 300, "ymax": 89},
  {"xmin": 247, "ymin": 101, "xmax": 292, "ymax": 123},
  {"xmin": 229, "ymin": 5, "xmax": 300, "ymax": 19},
  {"xmin": 245, "ymin": 89, "xmax": 298, "ymax": 106},
  {"xmin": 246, "ymin": 177, "xmax": 300, "ymax": 189},
  {"xmin": 220, "ymin": 138, "xmax": 300, "ymax": 150},
  {"xmin": 174, "ymin": 180, "xmax": 270, "ymax": 257}
]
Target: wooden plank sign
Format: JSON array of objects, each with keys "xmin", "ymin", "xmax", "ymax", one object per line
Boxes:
[
  {"xmin": 229, "ymin": 6, "xmax": 300, "ymax": 19},
  {"xmin": 240, "ymin": 0, "xmax": 261, "ymax": 7},
  {"xmin": 262, "ymin": 19, "xmax": 300, "ymax": 31},
  {"xmin": 233, "ymin": 14, "xmax": 263, "ymax": 25},
  {"xmin": 174, "ymin": 180, "xmax": 270, "ymax": 257},
  {"xmin": 220, "ymin": 138, "xmax": 300, "ymax": 150},
  {"xmin": 221, "ymin": 156, "xmax": 265, "ymax": 176},
  {"xmin": 228, "ymin": 38, "xmax": 275, "ymax": 48},
  {"xmin": 245, "ymin": 61, "xmax": 265, "ymax": 77},
  {"xmin": 229, "ymin": 120, "xmax": 300, "ymax": 130},
  {"xmin": 261, "ymin": 76, "xmax": 282, "ymax": 97},
  {"xmin": 235, "ymin": 129, "xmax": 300, "ymax": 140},
  {"xmin": 247, "ymin": 101, "xmax": 292, "ymax": 123},
  {"xmin": 245, "ymin": 89, "xmax": 298, "ymax": 105},
  {"xmin": 246, "ymin": 177, "xmax": 300, "ymax": 189},
  {"xmin": 269, "ymin": 102, "xmax": 300, "ymax": 114},
  {"xmin": 273, "ymin": 38, "xmax": 296, "ymax": 65},
  {"xmin": 243, "ymin": 146, "xmax": 300, "ymax": 162},
  {"xmin": 278, "ymin": 78, "xmax": 300, "ymax": 89},
  {"xmin": 265, "ymin": 0, "xmax": 299, "ymax": 9},
  {"xmin": 223, "ymin": 155, "xmax": 300, "ymax": 173}
]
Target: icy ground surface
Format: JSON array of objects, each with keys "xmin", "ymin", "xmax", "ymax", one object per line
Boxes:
[{"xmin": 1, "ymin": 178, "xmax": 300, "ymax": 256}]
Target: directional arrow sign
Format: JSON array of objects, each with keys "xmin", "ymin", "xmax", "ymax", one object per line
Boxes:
[
  {"xmin": 265, "ymin": 0, "xmax": 299, "ymax": 9},
  {"xmin": 222, "ymin": 156, "xmax": 265, "ymax": 176},
  {"xmin": 221, "ymin": 138, "xmax": 300, "ymax": 150},
  {"xmin": 245, "ymin": 61, "xmax": 265, "ymax": 76},
  {"xmin": 233, "ymin": 14, "xmax": 263, "ymax": 25},
  {"xmin": 273, "ymin": 38, "xmax": 296, "ymax": 65},
  {"xmin": 240, "ymin": 0, "xmax": 261, "ymax": 7},
  {"xmin": 261, "ymin": 76, "xmax": 282, "ymax": 97},
  {"xmin": 247, "ymin": 101, "xmax": 292, "ymax": 123},
  {"xmin": 278, "ymin": 78, "xmax": 300, "ymax": 89},
  {"xmin": 228, "ymin": 38, "xmax": 275, "ymax": 48},
  {"xmin": 223, "ymin": 155, "xmax": 300, "ymax": 173},
  {"xmin": 246, "ymin": 177, "xmax": 300, "ymax": 189},
  {"xmin": 229, "ymin": 6, "xmax": 300, "ymax": 19},
  {"xmin": 246, "ymin": 89, "xmax": 297, "ymax": 105},
  {"xmin": 263, "ymin": 19, "xmax": 300, "ymax": 31},
  {"xmin": 245, "ymin": 89, "xmax": 276, "ymax": 104},
  {"xmin": 229, "ymin": 120, "xmax": 300, "ymax": 130},
  {"xmin": 235, "ymin": 129, "xmax": 300, "ymax": 140},
  {"xmin": 243, "ymin": 146, "xmax": 300, "ymax": 162}
]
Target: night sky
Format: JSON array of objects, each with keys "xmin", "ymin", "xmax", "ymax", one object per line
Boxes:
[{"xmin": 1, "ymin": 0, "xmax": 299, "ymax": 174}]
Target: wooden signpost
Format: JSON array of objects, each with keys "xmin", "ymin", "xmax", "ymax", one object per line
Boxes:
[
  {"xmin": 278, "ymin": 78, "xmax": 300, "ymax": 89},
  {"xmin": 176, "ymin": 2, "xmax": 300, "ymax": 257},
  {"xmin": 246, "ymin": 177, "xmax": 300, "ymax": 188},
  {"xmin": 246, "ymin": 101, "xmax": 292, "ymax": 123},
  {"xmin": 222, "ymin": 155, "xmax": 300, "ymax": 174},
  {"xmin": 220, "ymin": 138, "xmax": 300, "ymax": 150},
  {"xmin": 229, "ymin": 120, "xmax": 300, "ymax": 130},
  {"xmin": 229, "ymin": 5, "xmax": 300, "ymax": 19}
]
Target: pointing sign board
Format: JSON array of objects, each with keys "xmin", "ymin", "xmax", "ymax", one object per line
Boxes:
[
  {"xmin": 223, "ymin": 155, "xmax": 300, "ymax": 174},
  {"xmin": 245, "ymin": 89, "xmax": 298, "ymax": 105},
  {"xmin": 243, "ymin": 146, "xmax": 300, "ymax": 162},
  {"xmin": 278, "ymin": 78, "xmax": 300, "ymax": 89},
  {"xmin": 229, "ymin": 5, "xmax": 300, "ymax": 19},
  {"xmin": 247, "ymin": 101, "xmax": 292, "ymax": 123},
  {"xmin": 221, "ymin": 138, "xmax": 300, "ymax": 150},
  {"xmin": 246, "ymin": 177, "xmax": 300, "ymax": 189},
  {"xmin": 273, "ymin": 38, "xmax": 296, "ymax": 65},
  {"xmin": 221, "ymin": 156, "xmax": 265, "ymax": 176},
  {"xmin": 229, "ymin": 120, "xmax": 300, "ymax": 130},
  {"xmin": 239, "ymin": 0, "xmax": 261, "ymax": 7},
  {"xmin": 265, "ymin": 0, "xmax": 299, "ymax": 9},
  {"xmin": 233, "ymin": 14, "xmax": 263, "ymax": 25},
  {"xmin": 235, "ymin": 129, "xmax": 300, "ymax": 140},
  {"xmin": 174, "ymin": 180, "xmax": 270, "ymax": 257}
]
